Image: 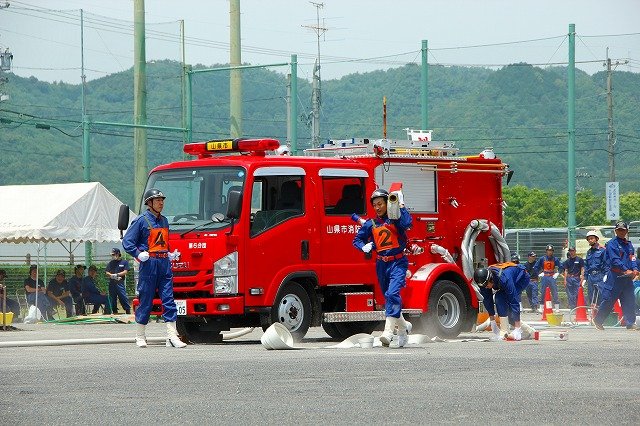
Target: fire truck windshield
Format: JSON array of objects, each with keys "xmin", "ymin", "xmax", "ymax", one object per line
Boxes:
[{"xmin": 144, "ymin": 167, "xmax": 246, "ymax": 230}]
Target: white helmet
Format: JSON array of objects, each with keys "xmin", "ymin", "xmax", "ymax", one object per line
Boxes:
[{"xmin": 585, "ymin": 230, "xmax": 599, "ymax": 240}]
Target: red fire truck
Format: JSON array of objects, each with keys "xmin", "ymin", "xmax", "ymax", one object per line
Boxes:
[{"xmin": 119, "ymin": 131, "xmax": 511, "ymax": 343}]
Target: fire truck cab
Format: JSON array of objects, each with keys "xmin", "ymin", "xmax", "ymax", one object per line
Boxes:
[{"xmin": 122, "ymin": 132, "xmax": 510, "ymax": 343}]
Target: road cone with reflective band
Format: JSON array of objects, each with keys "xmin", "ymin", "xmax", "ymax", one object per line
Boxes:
[
  {"xmin": 574, "ymin": 288, "xmax": 588, "ymax": 322},
  {"xmin": 541, "ymin": 287, "xmax": 552, "ymax": 321},
  {"xmin": 613, "ymin": 299, "xmax": 625, "ymax": 325}
]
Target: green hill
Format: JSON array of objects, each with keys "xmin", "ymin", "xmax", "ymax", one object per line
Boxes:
[{"xmin": 0, "ymin": 60, "xmax": 638, "ymax": 207}]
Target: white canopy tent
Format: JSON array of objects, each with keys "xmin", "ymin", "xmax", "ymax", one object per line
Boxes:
[
  {"xmin": 0, "ymin": 182, "xmax": 135, "ymax": 243},
  {"xmin": 0, "ymin": 182, "xmax": 136, "ymax": 321}
]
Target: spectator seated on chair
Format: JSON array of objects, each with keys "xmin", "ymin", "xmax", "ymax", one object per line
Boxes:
[
  {"xmin": 333, "ymin": 184, "xmax": 364, "ymax": 215},
  {"xmin": 24, "ymin": 265, "xmax": 55, "ymax": 320},
  {"xmin": 68, "ymin": 264, "xmax": 86, "ymax": 315},
  {"xmin": 0, "ymin": 269, "xmax": 21, "ymax": 322},
  {"xmin": 46, "ymin": 269, "xmax": 74, "ymax": 318},
  {"xmin": 81, "ymin": 265, "xmax": 112, "ymax": 314}
]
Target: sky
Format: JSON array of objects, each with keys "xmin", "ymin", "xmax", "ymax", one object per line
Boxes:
[{"xmin": 0, "ymin": 0, "xmax": 638, "ymax": 85}]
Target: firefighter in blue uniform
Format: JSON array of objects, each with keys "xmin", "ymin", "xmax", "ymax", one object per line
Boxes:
[
  {"xmin": 524, "ymin": 252, "xmax": 539, "ymax": 312},
  {"xmin": 592, "ymin": 221, "xmax": 639, "ymax": 330},
  {"xmin": 534, "ymin": 245, "xmax": 564, "ymax": 313},
  {"xmin": 353, "ymin": 188, "xmax": 413, "ymax": 347},
  {"xmin": 122, "ymin": 188, "xmax": 186, "ymax": 348},
  {"xmin": 562, "ymin": 247, "xmax": 584, "ymax": 309},
  {"xmin": 473, "ymin": 262, "xmax": 533, "ymax": 340},
  {"xmin": 584, "ymin": 230, "xmax": 606, "ymax": 306}
]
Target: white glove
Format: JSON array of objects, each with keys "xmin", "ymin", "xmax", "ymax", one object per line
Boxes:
[
  {"xmin": 538, "ymin": 272, "xmax": 544, "ymax": 278},
  {"xmin": 116, "ymin": 276, "xmax": 122, "ymax": 281},
  {"xmin": 511, "ymin": 327, "xmax": 522, "ymax": 341},
  {"xmin": 137, "ymin": 251, "xmax": 149, "ymax": 262},
  {"xmin": 490, "ymin": 320, "xmax": 500, "ymax": 336},
  {"xmin": 581, "ymin": 279, "xmax": 587, "ymax": 288},
  {"xmin": 552, "ymin": 272, "xmax": 559, "ymax": 279},
  {"xmin": 362, "ymin": 242, "xmax": 373, "ymax": 253},
  {"xmin": 110, "ymin": 274, "xmax": 118, "ymax": 280},
  {"xmin": 603, "ymin": 275, "xmax": 607, "ymax": 282},
  {"xmin": 168, "ymin": 249, "xmax": 181, "ymax": 261}
]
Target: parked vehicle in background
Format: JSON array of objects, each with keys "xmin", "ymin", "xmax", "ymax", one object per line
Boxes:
[
  {"xmin": 574, "ymin": 226, "xmax": 615, "ymax": 257},
  {"xmin": 628, "ymin": 221, "xmax": 640, "ymax": 249},
  {"xmin": 504, "ymin": 228, "xmax": 568, "ymax": 259}
]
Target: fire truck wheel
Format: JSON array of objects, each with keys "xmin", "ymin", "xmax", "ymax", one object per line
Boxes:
[
  {"xmin": 176, "ymin": 318, "xmax": 223, "ymax": 344},
  {"xmin": 321, "ymin": 321, "xmax": 378, "ymax": 340},
  {"xmin": 419, "ymin": 280, "xmax": 466, "ymax": 339},
  {"xmin": 270, "ymin": 282, "xmax": 312, "ymax": 341}
]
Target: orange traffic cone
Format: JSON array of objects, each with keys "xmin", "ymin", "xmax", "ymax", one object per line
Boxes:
[
  {"xmin": 541, "ymin": 287, "xmax": 552, "ymax": 321},
  {"xmin": 613, "ymin": 299, "xmax": 625, "ymax": 325},
  {"xmin": 575, "ymin": 288, "xmax": 588, "ymax": 322}
]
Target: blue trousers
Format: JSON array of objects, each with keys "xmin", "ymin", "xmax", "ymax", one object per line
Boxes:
[
  {"xmin": 539, "ymin": 275, "xmax": 559, "ymax": 305},
  {"xmin": 55, "ymin": 296, "xmax": 74, "ymax": 317},
  {"xmin": 565, "ymin": 276, "xmax": 581, "ymax": 309},
  {"xmin": 480, "ymin": 288, "xmax": 519, "ymax": 325},
  {"xmin": 27, "ymin": 293, "xmax": 54, "ymax": 318},
  {"xmin": 85, "ymin": 293, "xmax": 112, "ymax": 314},
  {"xmin": 375, "ymin": 256, "xmax": 408, "ymax": 318},
  {"xmin": 109, "ymin": 281, "xmax": 131, "ymax": 313},
  {"xmin": 525, "ymin": 280, "xmax": 539, "ymax": 307},
  {"xmin": 136, "ymin": 257, "xmax": 177, "ymax": 324},
  {"xmin": 586, "ymin": 275, "xmax": 602, "ymax": 305},
  {"xmin": 594, "ymin": 276, "xmax": 636, "ymax": 327}
]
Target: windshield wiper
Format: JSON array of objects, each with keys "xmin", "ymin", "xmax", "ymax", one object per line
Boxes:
[{"xmin": 179, "ymin": 213, "xmax": 228, "ymax": 237}]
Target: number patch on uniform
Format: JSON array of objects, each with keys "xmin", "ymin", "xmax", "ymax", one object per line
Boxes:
[{"xmin": 175, "ymin": 300, "xmax": 187, "ymax": 316}]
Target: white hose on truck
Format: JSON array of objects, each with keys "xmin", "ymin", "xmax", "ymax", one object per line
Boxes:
[{"xmin": 460, "ymin": 219, "xmax": 511, "ymax": 303}]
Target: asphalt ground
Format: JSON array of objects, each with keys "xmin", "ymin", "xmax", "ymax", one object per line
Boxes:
[{"xmin": 1, "ymin": 312, "xmax": 640, "ymax": 425}]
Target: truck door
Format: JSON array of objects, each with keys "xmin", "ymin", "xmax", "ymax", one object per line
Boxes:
[
  {"xmin": 245, "ymin": 167, "xmax": 316, "ymax": 304},
  {"xmin": 318, "ymin": 168, "xmax": 373, "ymax": 284}
]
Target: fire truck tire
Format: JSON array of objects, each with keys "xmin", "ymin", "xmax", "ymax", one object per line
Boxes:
[
  {"xmin": 321, "ymin": 321, "xmax": 378, "ymax": 340},
  {"xmin": 270, "ymin": 282, "xmax": 312, "ymax": 341},
  {"xmin": 176, "ymin": 318, "xmax": 223, "ymax": 344},
  {"xmin": 420, "ymin": 280, "xmax": 466, "ymax": 339}
]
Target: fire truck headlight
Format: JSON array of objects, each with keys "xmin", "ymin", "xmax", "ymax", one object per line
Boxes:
[
  {"xmin": 214, "ymin": 276, "xmax": 237, "ymax": 295},
  {"xmin": 213, "ymin": 251, "xmax": 238, "ymax": 294}
]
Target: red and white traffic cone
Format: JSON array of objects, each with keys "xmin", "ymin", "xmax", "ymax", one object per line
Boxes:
[{"xmin": 541, "ymin": 287, "xmax": 552, "ymax": 321}]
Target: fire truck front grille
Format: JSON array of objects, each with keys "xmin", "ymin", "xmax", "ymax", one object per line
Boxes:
[
  {"xmin": 172, "ymin": 270, "xmax": 198, "ymax": 277},
  {"xmin": 173, "ymin": 281, "xmax": 197, "ymax": 288}
]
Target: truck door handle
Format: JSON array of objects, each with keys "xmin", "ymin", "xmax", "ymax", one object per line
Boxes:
[{"xmin": 301, "ymin": 240, "xmax": 309, "ymax": 260}]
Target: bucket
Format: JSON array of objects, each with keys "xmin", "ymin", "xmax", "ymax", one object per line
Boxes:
[
  {"xmin": 261, "ymin": 322, "xmax": 295, "ymax": 350},
  {"xmin": 546, "ymin": 313, "xmax": 563, "ymax": 326},
  {"xmin": 358, "ymin": 336, "xmax": 374, "ymax": 349},
  {"xmin": 603, "ymin": 312, "xmax": 619, "ymax": 326},
  {"xmin": 1, "ymin": 312, "xmax": 14, "ymax": 324}
]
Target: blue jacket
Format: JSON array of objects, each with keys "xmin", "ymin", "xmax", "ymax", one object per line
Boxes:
[
  {"xmin": 533, "ymin": 255, "xmax": 564, "ymax": 275},
  {"xmin": 489, "ymin": 263, "xmax": 530, "ymax": 315},
  {"xmin": 604, "ymin": 237, "xmax": 637, "ymax": 276},
  {"xmin": 122, "ymin": 210, "xmax": 170, "ymax": 258},
  {"xmin": 562, "ymin": 256, "xmax": 584, "ymax": 276},
  {"xmin": 353, "ymin": 207, "xmax": 412, "ymax": 256},
  {"xmin": 585, "ymin": 245, "xmax": 606, "ymax": 278}
]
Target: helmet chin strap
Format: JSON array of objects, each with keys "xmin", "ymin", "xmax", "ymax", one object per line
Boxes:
[{"xmin": 148, "ymin": 202, "xmax": 161, "ymax": 216}]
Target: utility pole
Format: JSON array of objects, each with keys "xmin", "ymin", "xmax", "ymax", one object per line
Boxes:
[
  {"xmin": 567, "ymin": 23, "xmax": 576, "ymax": 247},
  {"xmin": 604, "ymin": 48, "xmax": 627, "ymax": 182},
  {"xmin": 230, "ymin": 0, "xmax": 242, "ymax": 138},
  {"xmin": 80, "ymin": 9, "xmax": 93, "ymax": 263},
  {"xmin": 133, "ymin": 0, "xmax": 147, "ymax": 211},
  {"xmin": 606, "ymin": 49, "xmax": 615, "ymax": 182},
  {"xmin": 0, "ymin": 1, "xmax": 13, "ymax": 102},
  {"xmin": 421, "ymin": 40, "xmax": 428, "ymax": 130},
  {"xmin": 303, "ymin": 2, "xmax": 327, "ymax": 148}
]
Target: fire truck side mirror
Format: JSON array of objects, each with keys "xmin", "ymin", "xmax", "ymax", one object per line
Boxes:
[
  {"xmin": 226, "ymin": 190, "xmax": 242, "ymax": 220},
  {"xmin": 118, "ymin": 204, "xmax": 130, "ymax": 231}
]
